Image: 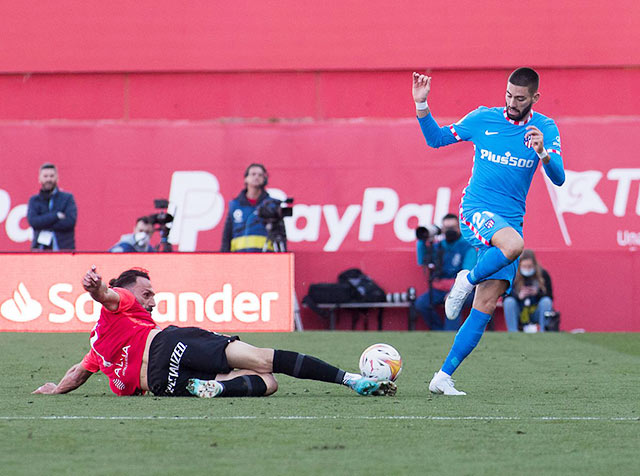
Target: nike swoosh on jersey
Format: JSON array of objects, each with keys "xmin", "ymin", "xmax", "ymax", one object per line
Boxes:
[{"xmin": 484, "ymin": 130, "xmax": 499, "ymax": 135}]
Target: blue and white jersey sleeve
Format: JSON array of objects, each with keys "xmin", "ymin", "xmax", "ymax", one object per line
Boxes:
[
  {"xmin": 417, "ymin": 114, "xmax": 458, "ymax": 148},
  {"xmin": 448, "ymin": 107, "xmax": 488, "ymax": 142},
  {"xmin": 417, "ymin": 107, "xmax": 484, "ymax": 148},
  {"xmin": 541, "ymin": 121, "xmax": 565, "ymax": 186}
]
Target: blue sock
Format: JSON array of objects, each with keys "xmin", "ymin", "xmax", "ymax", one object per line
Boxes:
[
  {"xmin": 468, "ymin": 247, "xmax": 512, "ymax": 285},
  {"xmin": 441, "ymin": 309, "xmax": 492, "ymax": 375}
]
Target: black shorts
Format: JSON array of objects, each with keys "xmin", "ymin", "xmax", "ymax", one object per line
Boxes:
[{"xmin": 147, "ymin": 325, "xmax": 239, "ymax": 397}]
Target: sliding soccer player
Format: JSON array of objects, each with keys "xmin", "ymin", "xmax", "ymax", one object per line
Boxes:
[{"xmin": 34, "ymin": 266, "xmax": 396, "ymax": 398}]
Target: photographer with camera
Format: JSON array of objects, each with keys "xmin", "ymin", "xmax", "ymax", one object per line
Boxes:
[
  {"xmin": 147, "ymin": 199, "xmax": 174, "ymax": 252},
  {"xmin": 221, "ymin": 163, "xmax": 287, "ymax": 253},
  {"xmin": 415, "ymin": 214, "xmax": 477, "ymax": 331},
  {"xmin": 109, "ymin": 216, "xmax": 155, "ymax": 253},
  {"xmin": 109, "ymin": 199, "xmax": 174, "ymax": 253}
]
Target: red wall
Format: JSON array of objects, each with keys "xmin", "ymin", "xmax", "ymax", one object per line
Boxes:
[
  {"xmin": 2, "ymin": 1, "xmax": 638, "ymax": 72},
  {"xmin": 2, "ymin": 68, "xmax": 640, "ymax": 120}
]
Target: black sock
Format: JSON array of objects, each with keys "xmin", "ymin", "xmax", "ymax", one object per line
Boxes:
[
  {"xmin": 219, "ymin": 375, "xmax": 267, "ymax": 397},
  {"xmin": 272, "ymin": 350, "xmax": 345, "ymax": 384}
]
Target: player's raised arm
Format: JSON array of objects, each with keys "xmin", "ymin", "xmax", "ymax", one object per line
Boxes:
[
  {"xmin": 412, "ymin": 72, "xmax": 432, "ymax": 118},
  {"xmin": 32, "ymin": 361, "xmax": 93, "ymax": 394},
  {"xmin": 82, "ymin": 265, "xmax": 120, "ymax": 311},
  {"xmin": 413, "ymin": 72, "xmax": 462, "ymax": 149}
]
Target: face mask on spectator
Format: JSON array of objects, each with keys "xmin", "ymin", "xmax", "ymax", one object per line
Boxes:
[
  {"xmin": 134, "ymin": 232, "xmax": 150, "ymax": 248},
  {"xmin": 444, "ymin": 229, "xmax": 461, "ymax": 243},
  {"xmin": 520, "ymin": 267, "xmax": 535, "ymax": 277}
]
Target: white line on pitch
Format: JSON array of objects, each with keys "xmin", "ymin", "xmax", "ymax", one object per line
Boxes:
[{"xmin": 0, "ymin": 415, "xmax": 638, "ymax": 421}]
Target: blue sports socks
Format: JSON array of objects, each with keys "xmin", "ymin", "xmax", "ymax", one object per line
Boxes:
[
  {"xmin": 467, "ymin": 247, "xmax": 512, "ymax": 285},
  {"xmin": 441, "ymin": 308, "xmax": 492, "ymax": 375}
]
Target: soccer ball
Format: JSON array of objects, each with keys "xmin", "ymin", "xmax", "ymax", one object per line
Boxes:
[{"xmin": 358, "ymin": 343, "xmax": 402, "ymax": 382}]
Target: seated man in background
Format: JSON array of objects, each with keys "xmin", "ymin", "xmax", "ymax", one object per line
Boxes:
[
  {"xmin": 415, "ymin": 214, "xmax": 477, "ymax": 331},
  {"xmin": 503, "ymin": 249, "xmax": 554, "ymax": 332},
  {"xmin": 33, "ymin": 266, "xmax": 395, "ymax": 398},
  {"xmin": 109, "ymin": 216, "xmax": 155, "ymax": 253}
]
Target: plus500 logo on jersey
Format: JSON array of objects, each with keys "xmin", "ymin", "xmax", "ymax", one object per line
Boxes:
[{"xmin": 479, "ymin": 149, "xmax": 534, "ymax": 169}]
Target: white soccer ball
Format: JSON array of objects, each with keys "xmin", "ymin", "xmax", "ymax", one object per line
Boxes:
[{"xmin": 358, "ymin": 343, "xmax": 402, "ymax": 382}]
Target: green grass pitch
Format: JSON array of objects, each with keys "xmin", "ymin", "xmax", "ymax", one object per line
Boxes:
[{"xmin": 1, "ymin": 331, "xmax": 639, "ymax": 475}]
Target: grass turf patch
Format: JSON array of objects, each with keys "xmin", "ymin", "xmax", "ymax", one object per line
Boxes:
[{"xmin": 0, "ymin": 331, "xmax": 638, "ymax": 475}]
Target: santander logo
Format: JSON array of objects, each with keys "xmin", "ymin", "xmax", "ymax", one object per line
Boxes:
[
  {"xmin": 0, "ymin": 283, "xmax": 42, "ymax": 322},
  {"xmin": 0, "ymin": 282, "xmax": 280, "ymax": 325}
]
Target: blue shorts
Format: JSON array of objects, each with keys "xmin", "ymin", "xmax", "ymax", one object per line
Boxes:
[{"xmin": 459, "ymin": 208, "xmax": 521, "ymax": 293}]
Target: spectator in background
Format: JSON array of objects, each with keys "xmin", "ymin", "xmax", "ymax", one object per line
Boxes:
[
  {"xmin": 415, "ymin": 214, "xmax": 477, "ymax": 331},
  {"xmin": 503, "ymin": 249, "xmax": 554, "ymax": 332},
  {"xmin": 27, "ymin": 163, "xmax": 77, "ymax": 251},
  {"xmin": 220, "ymin": 163, "xmax": 273, "ymax": 252},
  {"xmin": 109, "ymin": 216, "xmax": 155, "ymax": 253}
]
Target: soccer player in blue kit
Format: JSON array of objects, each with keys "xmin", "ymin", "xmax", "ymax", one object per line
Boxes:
[{"xmin": 412, "ymin": 68, "xmax": 565, "ymax": 395}]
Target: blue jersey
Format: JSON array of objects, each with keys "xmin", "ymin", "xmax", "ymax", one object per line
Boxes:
[{"xmin": 418, "ymin": 107, "xmax": 564, "ymax": 224}]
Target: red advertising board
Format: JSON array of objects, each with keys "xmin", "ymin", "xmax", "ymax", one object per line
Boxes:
[
  {"xmin": 0, "ymin": 253, "xmax": 294, "ymax": 333},
  {"xmin": 0, "ymin": 117, "xmax": 638, "ymax": 331},
  {"xmin": 0, "ymin": 118, "xmax": 638, "ymax": 253}
]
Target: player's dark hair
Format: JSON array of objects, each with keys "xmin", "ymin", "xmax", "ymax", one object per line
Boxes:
[
  {"xmin": 244, "ymin": 163, "xmax": 268, "ymax": 188},
  {"xmin": 136, "ymin": 216, "xmax": 152, "ymax": 225},
  {"xmin": 442, "ymin": 213, "xmax": 458, "ymax": 221},
  {"xmin": 508, "ymin": 67, "xmax": 539, "ymax": 95},
  {"xmin": 109, "ymin": 268, "xmax": 150, "ymax": 289},
  {"xmin": 39, "ymin": 162, "xmax": 57, "ymax": 172}
]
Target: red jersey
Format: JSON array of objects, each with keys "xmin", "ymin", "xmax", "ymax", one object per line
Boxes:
[{"xmin": 81, "ymin": 288, "xmax": 158, "ymax": 396}]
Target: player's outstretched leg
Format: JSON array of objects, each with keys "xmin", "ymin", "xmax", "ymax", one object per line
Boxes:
[
  {"xmin": 225, "ymin": 342, "xmax": 396, "ymax": 396},
  {"xmin": 272, "ymin": 349, "xmax": 396, "ymax": 396}
]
